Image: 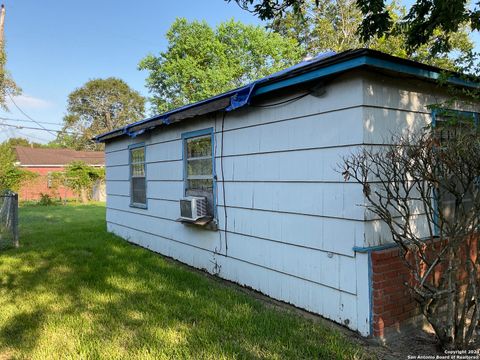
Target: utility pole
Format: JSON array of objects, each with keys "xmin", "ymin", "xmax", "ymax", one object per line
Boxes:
[{"xmin": 0, "ymin": 4, "xmax": 5, "ymax": 49}]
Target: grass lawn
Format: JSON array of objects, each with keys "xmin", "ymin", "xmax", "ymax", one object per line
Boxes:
[{"xmin": 0, "ymin": 203, "xmax": 369, "ymax": 359}]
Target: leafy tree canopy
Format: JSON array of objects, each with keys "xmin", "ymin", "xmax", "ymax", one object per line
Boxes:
[
  {"xmin": 269, "ymin": 0, "xmax": 473, "ymax": 70},
  {"xmin": 0, "ymin": 49, "xmax": 20, "ymax": 110},
  {"xmin": 4, "ymin": 137, "xmax": 42, "ymax": 148},
  {"xmin": 0, "ymin": 142, "xmax": 36, "ymax": 191},
  {"xmin": 57, "ymin": 161, "xmax": 105, "ymax": 203},
  {"xmin": 58, "ymin": 78, "xmax": 145, "ymax": 151},
  {"xmin": 229, "ymin": 0, "xmax": 478, "ymax": 54},
  {"xmin": 138, "ymin": 18, "xmax": 303, "ymax": 113}
]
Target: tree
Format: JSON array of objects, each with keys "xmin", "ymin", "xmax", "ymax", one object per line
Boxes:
[
  {"xmin": 269, "ymin": 0, "xmax": 473, "ymax": 69},
  {"xmin": 356, "ymin": 0, "xmax": 479, "ymax": 54},
  {"xmin": 58, "ymin": 78, "xmax": 145, "ymax": 151},
  {"xmin": 0, "ymin": 4, "xmax": 20, "ymax": 110},
  {"xmin": 58, "ymin": 161, "xmax": 105, "ymax": 203},
  {"xmin": 5, "ymin": 137, "xmax": 43, "ymax": 148},
  {"xmin": 343, "ymin": 124, "xmax": 480, "ymax": 349},
  {"xmin": 0, "ymin": 142, "xmax": 36, "ymax": 191},
  {"xmin": 138, "ymin": 18, "xmax": 303, "ymax": 113},
  {"xmin": 229, "ymin": 0, "xmax": 479, "ymax": 54}
]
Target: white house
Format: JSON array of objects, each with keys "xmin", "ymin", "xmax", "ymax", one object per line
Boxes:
[{"xmin": 95, "ymin": 49, "xmax": 479, "ymax": 338}]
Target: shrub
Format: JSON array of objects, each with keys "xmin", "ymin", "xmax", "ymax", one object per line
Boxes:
[{"xmin": 38, "ymin": 193, "xmax": 55, "ymax": 206}]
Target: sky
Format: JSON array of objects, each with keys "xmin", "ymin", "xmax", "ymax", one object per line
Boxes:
[
  {"xmin": 0, "ymin": 0, "xmax": 479, "ymax": 144},
  {"xmin": 0, "ymin": 0, "xmax": 262, "ymax": 143}
]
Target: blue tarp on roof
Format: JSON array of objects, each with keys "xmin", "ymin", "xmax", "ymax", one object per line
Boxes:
[
  {"xmin": 95, "ymin": 51, "xmax": 337, "ymax": 142},
  {"xmin": 95, "ymin": 48, "xmax": 477, "ymax": 142}
]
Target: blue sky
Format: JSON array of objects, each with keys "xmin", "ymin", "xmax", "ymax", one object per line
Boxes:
[
  {"xmin": 1, "ymin": 0, "xmax": 261, "ymax": 143},
  {"xmin": 1, "ymin": 0, "xmax": 478, "ymax": 143}
]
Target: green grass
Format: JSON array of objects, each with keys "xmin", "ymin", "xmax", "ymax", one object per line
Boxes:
[{"xmin": 0, "ymin": 203, "xmax": 368, "ymax": 359}]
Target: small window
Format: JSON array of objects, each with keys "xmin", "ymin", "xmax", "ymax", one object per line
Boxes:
[
  {"xmin": 433, "ymin": 110, "xmax": 478, "ymax": 226},
  {"xmin": 183, "ymin": 129, "xmax": 215, "ymax": 216},
  {"xmin": 130, "ymin": 144, "xmax": 146, "ymax": 207}
]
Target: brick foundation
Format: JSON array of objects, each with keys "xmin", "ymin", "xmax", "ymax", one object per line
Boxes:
[
  {"xmin": 371, "ymin": 247, "xmax": 421, "ymax": 337},
  {"xmin": 370, "ymin": 237, "xmax": 478, "ymax": 338}
]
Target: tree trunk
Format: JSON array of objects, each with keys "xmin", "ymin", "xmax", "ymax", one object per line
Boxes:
[{"xmin": 80, "ymin": 188, "xmax": 88, "ymax": 203}]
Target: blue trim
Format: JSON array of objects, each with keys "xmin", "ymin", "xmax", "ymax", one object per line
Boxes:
[
  {"xmin": 128, "ymin": 142, "xmax": 148, "ymax": 209},
  {"xmin": 352, "ymin": 246, "xmax": 378, "ymax": 336},
  {"xmin": 433, "ymin": 108, "xmax": 479, "ymax": 121},
  {"xmin": 431, "ymin": 110, "xmax": 440, "ymax": 236},
  {"xmin": 128, "ymin": 142, "xmax": 145, "ymax": 150},
  {"xmin": 181, "ymin": 128, "xmax": 217, "ymax": 219},
  {"xmin": 254, "ymin": 57, "xmax": 368, "ymax": 96},
  {"xmin": 352, "ymin": 242, "xmax": 399, "ymax": 253},
  {"xmin": 181, "ymin": 128, "xmax": 213, "ymax": 140},
  {"xmin": 365, "ymin": 57, "xmax": 479, "ymax": 88},
  {"xmin": 253, "ymin": 55, "xmax": 478, "ymax": 97}
]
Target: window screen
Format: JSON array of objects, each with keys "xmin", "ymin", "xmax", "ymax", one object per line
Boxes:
[
  {"xmin": 185, "ymin": 135, "xmax": 213, "ymax": 191},
  {"xmin": 435, "ymin": 112, "xmax": 477, "ymax": 223},
  {"xmin": 130, "ymin": 145, "xmax": 146, "ymax": 206}
]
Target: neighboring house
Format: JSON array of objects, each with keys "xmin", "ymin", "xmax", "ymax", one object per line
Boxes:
[
  {"xmin": 95, "ymin": 49, "xmax": 479, "ymax": 338},
  {"xmin": 14, "ymin": 146, "xmax": 105, "ymax": 201}
]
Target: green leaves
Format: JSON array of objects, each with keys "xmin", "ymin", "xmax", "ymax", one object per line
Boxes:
[
  {"xmin": 270, "ymin": 0, "xmax": 473, "ymax": 70},
  {"xmin": 60, "ymin": 161, "xmax": 105, "ymax": 202},
  {"xmin": 59, "ymin": 78, "xmax": 146, "ymax": 151},
  {"xmin": 138, "ymin": 18, "xmax": 303, "ymax": 114},
  {"xmin": 0, "ymin": 142, "xmax": 37, "ymax": 192},
  {"xmin": 231, "ymin": 0, "xmax": 478, "ymax": 56}
]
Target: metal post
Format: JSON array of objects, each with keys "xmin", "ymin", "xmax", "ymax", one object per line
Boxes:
[{"xmin": 12, "ymin": 192, "xmax": 18, "ymax": 248}]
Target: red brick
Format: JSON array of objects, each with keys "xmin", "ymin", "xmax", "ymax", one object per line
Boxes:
[{"xmin": 18, "ymin": 167, "xmax": 77, "ymax": 201}]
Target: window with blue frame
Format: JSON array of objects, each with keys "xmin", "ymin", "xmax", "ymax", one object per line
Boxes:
[
  {"xmin": 432, "ymin": 109, "xmax": 479, "ymax": 228},
  {"xmin": 182, "ymin": 129, "xmax": 215, "ymax": 216},
  {"xmin": 129, "ymin": 144, "xmax": 146, "ymax": 207}
]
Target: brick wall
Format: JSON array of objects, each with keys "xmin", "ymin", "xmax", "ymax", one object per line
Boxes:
[
  {"xmin": 18, "ymin": 167, "xmax": 76, "ymax": 201},
  {"xmin": 370, "ymin": 237, "xmax": 477, "ymax": 338},
  {"xmin": 371, "ymin": 247, "xmax": 420, "ymax": 337}
]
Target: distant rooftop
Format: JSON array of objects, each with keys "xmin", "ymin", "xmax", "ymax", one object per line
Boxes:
[{"xmin": 14, "ymin": 146, "xmax": 105, "ymax": 167}]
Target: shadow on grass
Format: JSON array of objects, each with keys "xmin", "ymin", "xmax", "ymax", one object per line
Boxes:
[
  {"xmin": 0, "ymin": 309, "xmax": 45, "ymax": 354},
  {"xmin": 0, "ymin": 204, "xmax": 366, "ymax": 359}
]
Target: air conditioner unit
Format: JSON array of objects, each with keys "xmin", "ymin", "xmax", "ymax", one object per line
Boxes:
[{"xmin": 180, "ymin": 196, "xmax": 208, "ymax": 221}]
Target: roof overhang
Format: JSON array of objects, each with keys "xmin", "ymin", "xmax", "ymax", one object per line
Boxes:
[
  {"xmin": 94, "ymin": 49, "xmax": 479, "ymax": 143},
  {"xmin": 18, "ymin": 164, "xmax": 105, "ymax": 168}
]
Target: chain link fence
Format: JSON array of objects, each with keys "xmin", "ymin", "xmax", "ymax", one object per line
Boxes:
[{"xmin": 0, "ymin": 191, "xmax": 19, "ymax": 249}]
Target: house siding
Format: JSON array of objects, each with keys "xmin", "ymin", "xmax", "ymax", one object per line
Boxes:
[
  {"xmin": 105, "ymin": 73, "xmax": 372, "ymax": 335},
  {"xmin": 361, "ymin": 73, "xmax": 480, "ymax": 249},
  {"xmin": 359, "ymin": 73, "xmax": 480, "ymax": 336}
]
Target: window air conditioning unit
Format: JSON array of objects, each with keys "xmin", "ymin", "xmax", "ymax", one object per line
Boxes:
[{"xmin": 180, "ymin": 196, "xmax": 207, "ymax": 221}]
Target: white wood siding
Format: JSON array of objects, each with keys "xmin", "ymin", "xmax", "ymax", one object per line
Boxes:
[
  {"xmin": 361, "ymin": 74, "xmax": 480, "ymax": 249},
  {"xmin": 104, "ymin": 73, "xmax": 374, "ymax": 335}
]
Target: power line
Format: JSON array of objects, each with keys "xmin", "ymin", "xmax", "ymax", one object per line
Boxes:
[
  {"xmin": 0, "ymin": 116, "xmax": 61, "ymax": 126},
  {"xmin": 14, "ymin": 129, "xmax": 51, "ymax": 143},
  {"xmin": 0, "ymin": 122, "xmax": 77, "ymax": 134},
  {"xmin": 7, "ymin": 93, "xmax": 57, "ymax": 136},
  {"xmin": 0, "ymin": 126, "xmax": 52, "ymax": 143}
]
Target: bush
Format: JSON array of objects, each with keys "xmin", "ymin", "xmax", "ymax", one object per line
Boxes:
[{"xmin": 38, "ymin": 193, "xmax": 55, "ymax": 206}]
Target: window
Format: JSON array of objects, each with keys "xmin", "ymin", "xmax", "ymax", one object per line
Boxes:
[
  {"xmin": 129, "ymin": 144, "xmax": 146, "ymax": 207},
  {"xmin": 432, "ymin": 109, "xmax": 478, "ymax": 228},
  {"xmin": 182, "ymin": 129, "xmax": 215, "ymax": 216}
]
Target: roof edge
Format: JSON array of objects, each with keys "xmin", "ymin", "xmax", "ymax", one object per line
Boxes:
[{"xmin": 95, "ymin": 49, "xmax": 479, "ymax": 143}]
